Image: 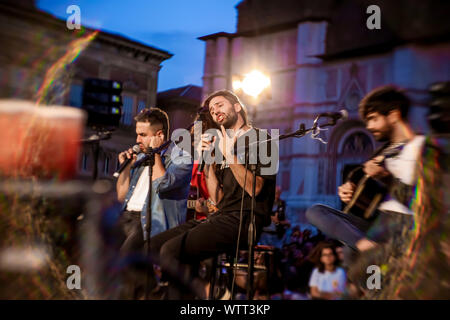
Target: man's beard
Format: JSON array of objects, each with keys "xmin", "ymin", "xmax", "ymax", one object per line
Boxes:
[
  {"xmin": 219, "ymin": 111, "xmax": 238, "ymax": 129},
  {"xmin": 371, "ymin": 125, "xmax": 393, "ymax": 142}
]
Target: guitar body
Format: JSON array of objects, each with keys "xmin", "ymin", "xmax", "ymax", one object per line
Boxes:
[
  {"xmin": 186, "ymin": 185, "xmax": 200, "ymax": 221},
  {"xmin": 343, "ymin": 166, "xmax": 388, "ymax": 219},
  {"xmin": 341, "ymin": 142, "xmax": 407, "ymax": 220},
  {"xmin": 185, "ymin": 185, "xmax": 218, "ymax": 221}
]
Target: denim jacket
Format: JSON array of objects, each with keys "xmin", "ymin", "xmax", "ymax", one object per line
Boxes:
[{"xmin": 121, "ymin": 143, "xmax": 193, "ymax": 240}]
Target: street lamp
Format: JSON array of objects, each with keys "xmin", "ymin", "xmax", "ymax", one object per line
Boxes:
[{"xmin": 232, "ymin": 69, "xmax": 271, "ymax": 123}]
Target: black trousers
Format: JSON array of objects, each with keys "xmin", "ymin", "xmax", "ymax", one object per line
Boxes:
[
  {"xmin": 149, "ymin": 210, "xmax": 267, "ymax": 299},
  {"xmin": 119, "ymin": 211, "xmax": 145, "ymax": 255},
  {"xmin": 118, "ymin": 211, "xmax": 147, "ymax": 299}
]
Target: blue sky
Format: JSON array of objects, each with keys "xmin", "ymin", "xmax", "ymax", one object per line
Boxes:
[{"xmin": 37, "ymin": 0, "xmax": 241, "ymax": 91}]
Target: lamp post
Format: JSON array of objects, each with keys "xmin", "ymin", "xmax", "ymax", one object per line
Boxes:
[{"xmin": 232, "ymin": 69, "xmax": 271, "ymax": 125}]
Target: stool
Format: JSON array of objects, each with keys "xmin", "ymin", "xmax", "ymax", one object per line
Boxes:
[{"xmin": 208, "ymin": 245, "xmax": 275, "ymax": 300}]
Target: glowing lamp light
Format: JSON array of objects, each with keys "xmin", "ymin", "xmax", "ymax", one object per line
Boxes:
[
  {"xmin": 241, "ymin": 70, "xmax": 271, "ymax": 98},
  {"xmin": 232, "ymin": 80, "xmax": 242, "ymax": 91}
]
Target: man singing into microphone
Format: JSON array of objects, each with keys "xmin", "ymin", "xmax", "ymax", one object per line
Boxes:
[
  {"xmin": 116, "ymin": 107, "xmax": 192, "ymax": 298},
  {"xmin": 148, "ymin": 90, "xmax": 278, "ymax": 299}
]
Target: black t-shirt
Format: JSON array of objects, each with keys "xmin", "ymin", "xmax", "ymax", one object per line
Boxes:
[{"xmin": 215, "ymin": 128, "xmax": 277, "ymax": 222}]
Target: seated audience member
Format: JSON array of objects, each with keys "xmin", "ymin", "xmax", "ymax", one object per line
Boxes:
[{"xmin": 308, "ymin": 242, "xmax": 347, "ymax": 300}]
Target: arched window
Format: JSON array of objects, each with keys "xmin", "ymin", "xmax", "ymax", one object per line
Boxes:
[{"xmin": 338, "ymin": 131, "xmax": 375, "ymax": 191}]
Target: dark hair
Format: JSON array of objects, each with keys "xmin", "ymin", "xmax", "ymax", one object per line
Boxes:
[
  {"xmin": 189, "ymin": 111, "xmax": 220, "ymax": 157},
  {"xmin": 190, "ymin": 110, "xmax": 219, "ymax": 136},
  {"xmin": 202, "ymin": 90, "xmax": 249, "ymax": 125},
  {"xmin": 359, "ymin": 85, "xmax": 410, "ymax": 120},
  {"xmin": 134, "ymin": 107, "xmax": 169, "ymax": 138},
  {"xmin": 308, "ymin": 242, "xmax": 339, "ymax": 273}
]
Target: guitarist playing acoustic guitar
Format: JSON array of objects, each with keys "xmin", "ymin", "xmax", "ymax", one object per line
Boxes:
[{"xmin": 306, "ymin": 85, "xmax": 425, "ymax": 267}]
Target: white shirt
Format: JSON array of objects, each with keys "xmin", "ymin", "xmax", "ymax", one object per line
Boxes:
[
  {"xmin": 126, "ymin": 166, "xmax": 149, "ymax": 212},
  {"xmin": 309, "ymin": 267, "xmax": 346, "ymax": 294},
  {"xmin": 379, "ymin": 135, "xmax": 425, "ymax": 215}
]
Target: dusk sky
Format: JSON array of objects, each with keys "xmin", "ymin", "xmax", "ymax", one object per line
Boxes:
[{"xmin": 36, "ymin": 0, "xmax": 242, "ymax": 92}]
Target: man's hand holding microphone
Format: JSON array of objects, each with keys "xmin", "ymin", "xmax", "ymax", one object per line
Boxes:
[{"xmin": 114, "ymin": 145, "xmax": 141, "ymax": 178}]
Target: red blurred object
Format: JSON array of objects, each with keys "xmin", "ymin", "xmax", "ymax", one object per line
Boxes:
[{"xmin": 0, "ymin": 100, "xmax": 85, "ymax": 180}]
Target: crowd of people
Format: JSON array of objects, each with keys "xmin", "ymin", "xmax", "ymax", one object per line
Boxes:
[
  {"xmin": 245, "ymin": 212, "xmax": 346, "ymax": 300},
  {"xmin": 249, "ymin": 186, "xmax": 346, "ymax": 300}
]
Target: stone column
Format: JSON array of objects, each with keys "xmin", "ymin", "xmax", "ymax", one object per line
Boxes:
[
  {"xmin": 213, "ymin": 37, "xmax": 229, "ymax": 91},
  {"xmin": 295, "ymin": 21, "xmax": 327, "ymax": 104},
  {"xmin": 201, "ymin": 39, "xmax": 215, "ymax": 100},
  {"xmin": 147, "ymin": 68, "xmax": 158, "ymax": 107},
  {"xmin": 290, "ymin": 21, "xmax": 329, "ymax": 222}
]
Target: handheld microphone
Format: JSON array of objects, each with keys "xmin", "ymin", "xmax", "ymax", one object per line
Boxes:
[
  {"xmin": 198, "ymin": 133, "xmax": 214, "ymax": 173},
  {"xmin": 319, "ymin": 109, "xmax": 348, "ymax": 122},
  {"xmin": 113, "ymin": 145, "xmax": 141, "ymax": 178}
]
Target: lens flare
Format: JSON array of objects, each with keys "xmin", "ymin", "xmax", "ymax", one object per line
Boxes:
[{"xmin": 35, "ymin": 30, "xmax": 99, "ymax": 105}]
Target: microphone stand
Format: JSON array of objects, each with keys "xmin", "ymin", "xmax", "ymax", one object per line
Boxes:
[
  {"xmin": 80, "ymin": 129, "xmax": 112, "ymax": 180},
  {"xmin": 136, "ymin": 139, "xmax": 175, "ymax": 300},
  {"xmin": 243, "ymin": 114, "xmax": 341, "ymax": 300},
  {"xmin": 136, "ymin": 108, "xmax": 207, "ymax": 300},
  {"xmin": 236, "ymin": 114, "xmax": 340, "ymax": 157},
  {"xmin": 143, "ymin": 146, "xmax": 155, "ymax": 300},
  {"xmin": 246, "ymin": 146, "xmax": 257, "ymax": 300}
]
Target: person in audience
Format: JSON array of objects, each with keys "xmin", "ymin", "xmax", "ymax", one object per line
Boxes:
[{"xmin": 308, "ymin": 242, "xmax": 347, "ymax": 300}]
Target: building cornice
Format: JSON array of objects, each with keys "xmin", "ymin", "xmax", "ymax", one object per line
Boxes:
[
  {"xmin": 0, "ymin": 4, "xmax": 172, "ymax": 63},
  {"xmin": 198, "ymin": 19, "xmax": 327, "ymax": 41}
]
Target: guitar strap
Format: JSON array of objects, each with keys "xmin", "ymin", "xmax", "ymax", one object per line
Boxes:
[{"xmin": 369, "ymin": 141, "xmax": 391, "ymax": 160}]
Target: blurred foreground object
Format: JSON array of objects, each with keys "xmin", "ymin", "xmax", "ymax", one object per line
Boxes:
[
  {"xmin": 0, "ymin": 100, "xmax": 85, "ymax": 180},
  {"xmin": 0, "ymin": 179, "xmax": 122, "ymax": 299}
]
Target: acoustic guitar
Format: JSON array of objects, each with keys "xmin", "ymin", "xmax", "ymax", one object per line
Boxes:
[{"xmin": 343, "ymin": 142, "xmax": 406, "ymax": 219}]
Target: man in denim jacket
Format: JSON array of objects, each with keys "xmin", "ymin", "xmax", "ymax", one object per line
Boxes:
[{"xmin": 116, "ymin": 107, "xmax": 192, "ymax": 257}]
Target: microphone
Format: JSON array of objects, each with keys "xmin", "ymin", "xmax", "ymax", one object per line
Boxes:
[
  {"xmin": 198, "ymin": 133, "xmax": 214, "ymax": 173},
  {"xmin": 319, "ymin": 109, "xmax": 348, "ymax": 122},
  {"xmin": 113, "ymin": 145, "xmax": 141, "ymax": 178}
]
